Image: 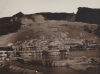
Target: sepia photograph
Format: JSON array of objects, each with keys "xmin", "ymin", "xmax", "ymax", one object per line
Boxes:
[{"xmin": 0, "ymin": 0, "xmax": 100, "ymax": 74}]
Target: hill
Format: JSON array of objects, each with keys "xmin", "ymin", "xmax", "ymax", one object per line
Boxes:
[{"xmin": 0, "ymin": 10, "xmax": 100, "ymax": 47}]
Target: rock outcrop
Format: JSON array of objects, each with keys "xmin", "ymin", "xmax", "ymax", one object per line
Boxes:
[
  {"xmin": 76, "ymin": 7, "xmax": 100, "ymax": 24},
  {"xmin": 36, "ymin": 12, "xmax": 75, "ymax": 21}
]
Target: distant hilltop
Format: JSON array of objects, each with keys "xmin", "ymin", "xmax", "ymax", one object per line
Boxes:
[
  {"xmin": 36, "ymin": 12, "xmax": 75, "ymax": 21},
  {"xmin": 0, "ymin": 7, "xmax": 100, "ymax": 23},
  {"xmin": 0, "ymin": 7, "xmax": 100, "ymax": 36},
  {"xmin": 0, "ymin": 12, "xmax": 75, "ymax": 36}
]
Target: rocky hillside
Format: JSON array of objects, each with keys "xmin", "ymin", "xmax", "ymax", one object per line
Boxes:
[
  {"xmin": 0, "ymin": 10, "xmax": 100, "ymax": 47},
  {"xmin": 12, "ymin": 19, "xmax": 99, "ymax": 50}
]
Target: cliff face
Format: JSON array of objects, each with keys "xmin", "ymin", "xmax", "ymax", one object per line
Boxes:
[{"xmin": 76, "ymin": 7, "xmax": 100, "ymax": 24}]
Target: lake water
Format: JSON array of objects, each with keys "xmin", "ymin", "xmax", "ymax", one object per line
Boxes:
[
  {"xmin": 1, "ymin": 64, "xmax": 99, "ymax": 74},
  {"xmin": 0, "ymin": 66, "xmax": 85, "ymax": 74}
]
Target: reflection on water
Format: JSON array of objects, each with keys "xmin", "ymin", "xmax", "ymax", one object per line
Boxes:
[
  {"xmin": 0, "ymin": 50, "xmax": 100, "ymax": 74},
  {"xmin": 21, "ymin": 52, "xmax": 69, "ymax": 62},
  {"xmin": 42, "ymin": 67, "xmax": 84, "ymax": 74}
]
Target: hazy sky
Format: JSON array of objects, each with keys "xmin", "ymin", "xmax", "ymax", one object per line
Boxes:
[{"xmin": 0, "ymin": 0, "xmax": 100, "ymax": 17}]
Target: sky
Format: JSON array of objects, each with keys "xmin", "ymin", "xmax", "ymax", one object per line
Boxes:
[{"xmin": 0, "ymin": 0, "xmax": 100, "ymax": 18}]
